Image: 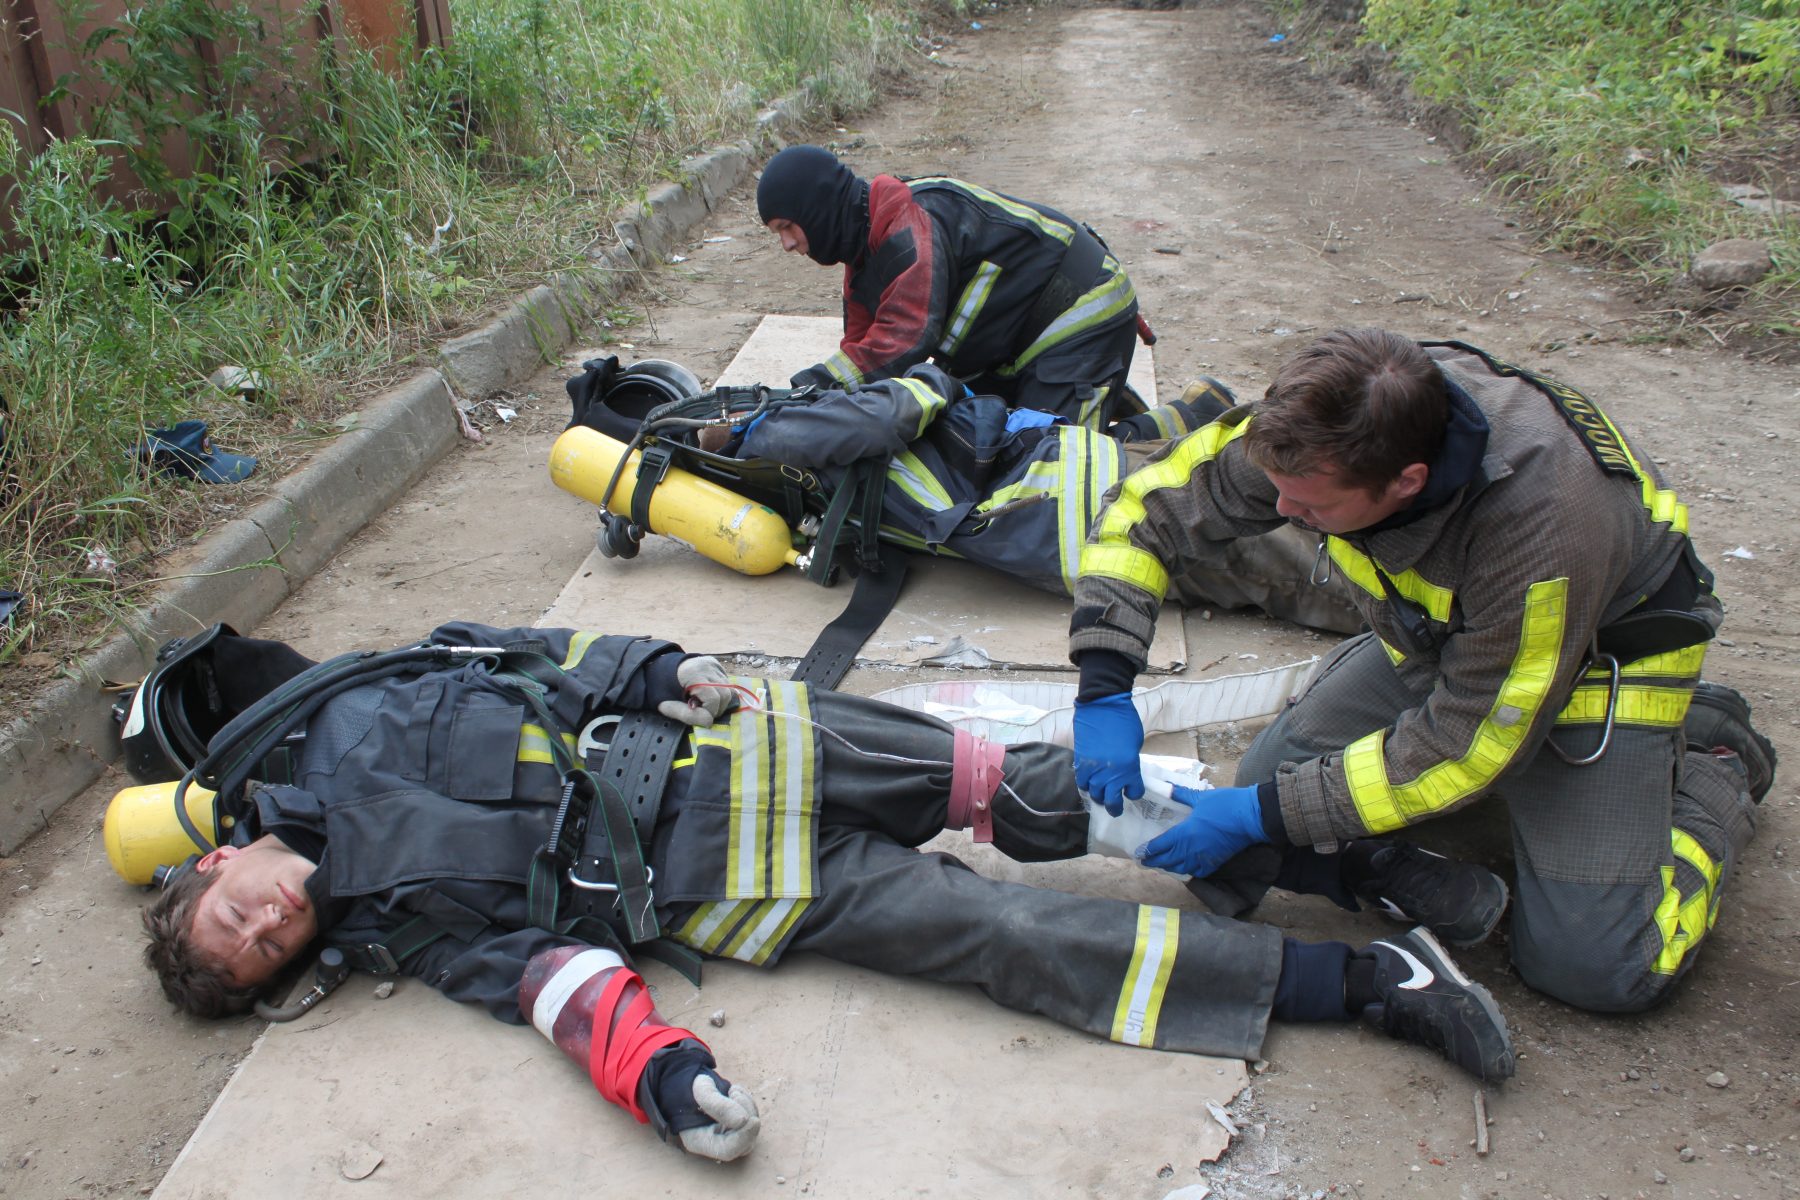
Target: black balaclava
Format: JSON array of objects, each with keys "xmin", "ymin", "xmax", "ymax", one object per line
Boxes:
[{"xmin": 756, "ymin": 145, "xmax": 871, "ymax": 266}]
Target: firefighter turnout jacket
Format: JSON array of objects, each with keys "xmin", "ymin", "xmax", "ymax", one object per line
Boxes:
[
  {"xmin": 1070, "ymin": 342, "xmax": 1718, "ymax": 850},
  {"xmin": 226, "ymin": 622, "xmax": 824, "ymax": 1023}
]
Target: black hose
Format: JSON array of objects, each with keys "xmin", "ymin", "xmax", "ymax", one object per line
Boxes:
[{"xmin": 256, "ymin": 948, "xmax": 351, "ymax": 1022}]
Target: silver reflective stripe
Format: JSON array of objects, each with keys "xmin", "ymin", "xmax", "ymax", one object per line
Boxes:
[{"xmin": 529, "ymin": 947, "xmax": 624, "ymax": 1041}]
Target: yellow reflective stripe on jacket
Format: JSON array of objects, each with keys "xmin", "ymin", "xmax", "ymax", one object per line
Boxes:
[
  {"xmin": 518, "ymin": 722, "xmax": 576, "ymax": 766},
  {"xmin": 913, "ymin": 178, "xmax": 1072, "ymax": 242},
  {"xmin": 1061, "ymin": 426, "xmax": 1118, "ymax": 590},
  {"xmin": 1004, "ymin": 261, "xmax": 1135, "ymax": 372},
  {"xmin": 939, "ymin": 261, "xmax": 1001, "ymax": 357},
  {"xmin": 1652, "ymin": 830, "xmax": 1722, "ymax": 975},
  {"xmin": 673, "ymin": 897, "xmax": 756, "ymax": 953},
  {"xmin": 693, "ymin": 677, "xmax": 820, "ymax": 901},
  {"xmin": 1568, "ymin": 391, "xmax": 1688, "ymax": 534},
  {"xmin": 887, "ymin": 449, "xmax": 956, "ymax": 512},
  {"xmin": 562, "ymin": 632, "xmax": 600, "ymax": 669},
  {"xmin": 896, "ymin": 376, "xmax": 952, "ymax": 439},
  {"xmin": 1345, "ymin": 578, "xmax": 1569, "ymax": 832},
  {"xmin": 1379, "ymin": 637, "xmax": 1406, "ymax": 666},
  {"xmin": 1081, "ymin": 419, "xmax": 1255, "ymax": 601},
  {"xmin": 1326, "ymin": 538, "xmax": 1455, "ymax": 622},
  {"xmin": 1555, "ymin": 682, "xmax": 1694, "ymax": 727},
  {"xmin": 820, "ymin": 349, "xmax": 864, "ymax": 387},
  {"xmin": 1587, "ymin": 643, "xmax": 1707, "ymax": 680},
  {"xmin": 719, "ymin": 897, "xmax": 811, "ymax": 966},
  {"xmin": 1111, "ymin": 905, "xmax": 1180, "ymax": 1047}
]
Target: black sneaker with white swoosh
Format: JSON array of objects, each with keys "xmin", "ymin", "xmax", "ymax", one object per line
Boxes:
[{"xmin": 1361, "ymin": 926, "xmax": 1516, "ymax": 1082}]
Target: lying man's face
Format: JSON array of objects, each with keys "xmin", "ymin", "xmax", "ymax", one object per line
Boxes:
[{"xmin": 188, "ymin": 835, "xmax": 319, "ymax": 987}]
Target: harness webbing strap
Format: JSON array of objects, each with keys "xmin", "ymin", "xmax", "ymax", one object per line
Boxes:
[
  {"xmin": 1019, "ymin": 222, "xmax": 1107, "ymax": 350},
  {"xmin": 791, "ymin": 542, "xmax": 910, "ymax": 689},
  {"xmin": 947, "ymin": 728, "xmax": 1006, "ymax": 844}
]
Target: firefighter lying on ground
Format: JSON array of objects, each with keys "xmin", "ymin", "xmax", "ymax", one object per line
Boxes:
[
  {"xmin": 139, "ymin": 620, "xmax": 1517, "ymax": 1163},
  {"xmin": 564, "ymin": 355, "xmax": 1362, "ymax": 634},
  {"xmin": 757, "ymin": 144, "xmax": 1144, "ymax": 431},
  {"xmin": 1069, "ymin": 328, "xmax": 1778, "ymax": 1015}
]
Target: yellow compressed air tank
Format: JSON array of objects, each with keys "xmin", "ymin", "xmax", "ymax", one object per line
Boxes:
[
  {"xmin": 549, "ymin": 424, "xmax": 804, "ymax": 576},
  {"xmin": 104, "ymin": 782, "xmax": 221, "ymax": 885}
]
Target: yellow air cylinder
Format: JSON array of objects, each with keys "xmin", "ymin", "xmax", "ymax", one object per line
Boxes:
[
  {"xmin": 104, "ymin": 782, "xmax": 220, "ymax": 885},
  {"xmin": 549, "ymin": 424, "xmax": 804, "ymax": 576}
]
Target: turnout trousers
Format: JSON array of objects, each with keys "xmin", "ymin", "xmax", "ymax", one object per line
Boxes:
[
  {"xmin": 704, "ymin": 690, "xmax": 1284, "ymax": 1060},
  {"xmin": 1236, "ymin": 632, "xmax": 1758, "ymax": 1012}
]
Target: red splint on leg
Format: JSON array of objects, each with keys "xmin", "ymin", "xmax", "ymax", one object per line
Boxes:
[{"xmin": 947, "ymin": 728, "xmax": 1006, "ymax": 844}]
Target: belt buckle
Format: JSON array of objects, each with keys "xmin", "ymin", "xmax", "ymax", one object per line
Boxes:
[{"xmin": 567, "ymin": 863, "xmax": 655, "ymax": 893}]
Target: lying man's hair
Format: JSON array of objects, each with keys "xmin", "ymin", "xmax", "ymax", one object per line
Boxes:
[{"xmin": 141, "ymin": 867, "xmax": 258, "ymax": 1019}]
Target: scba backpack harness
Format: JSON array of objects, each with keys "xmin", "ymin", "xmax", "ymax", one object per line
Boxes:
[{"xmin": 562, "ymin": 356, "xmax": 908, "ymax": 688}]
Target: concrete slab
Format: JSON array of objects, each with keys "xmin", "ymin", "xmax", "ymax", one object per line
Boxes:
[
  {"xmin": 155, "ymin": 917, "xmax": 1241, "ymax": 1199},
  {"xmin": 543, "ymin": 542, "xmax": 1186, "ymax": 673}
]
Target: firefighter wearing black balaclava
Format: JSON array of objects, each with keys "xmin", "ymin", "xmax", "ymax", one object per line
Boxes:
[{"xmin": 757, "ymin": 145, "xmax": 1143, "ymax": 432}]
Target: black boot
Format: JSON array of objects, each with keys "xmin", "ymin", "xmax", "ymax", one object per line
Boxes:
[
  {"xmin": 1341, "ymin": 839, "xmax": 1509, "ymax": 947},
  {"xmin": 1108, "ymin": 377, "xmax": 1236, "ymax": 442},
  {"xmin": 1684, "ymin": 682, "xmax": 1777, "ymax": 802},
  {"xmin": 1356, "ymin": 927, "xmax": 1515, "ymax": 1082}
]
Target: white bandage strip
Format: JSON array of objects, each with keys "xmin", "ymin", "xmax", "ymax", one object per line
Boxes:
[{"xmin": 530, "ymin": 947, "xmax": 626, "ymax": 1041}]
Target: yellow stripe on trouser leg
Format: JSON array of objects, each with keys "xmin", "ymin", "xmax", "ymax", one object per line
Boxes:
[
  {"xmin": 1111, "ymin": 905, "xmax": 1180, "ymax": 1046},
  {"xmin": 1652, "ymin": 830, "xmax": 1723, "ymax": 975}
]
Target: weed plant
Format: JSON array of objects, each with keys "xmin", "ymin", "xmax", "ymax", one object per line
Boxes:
[
  {"xmin": 0, "ymin": 0, "xmax": 924, "ymax": 670},
  {"xmin": 1342, "ymin": 0, "xmax": 1798, "ymax": 329}
]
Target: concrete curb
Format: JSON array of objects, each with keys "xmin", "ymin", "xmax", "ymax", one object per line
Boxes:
[{"xmin": 0, "ymin": 98, "xmax": 816, "ymax": 853}]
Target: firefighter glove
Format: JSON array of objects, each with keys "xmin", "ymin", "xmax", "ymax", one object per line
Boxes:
[
  {"xmin": 1139, "ymin": 785, "xmax": 1269, "ymax": 878},
  {"xmin": 677, "ymin": 1074, "xmax": 762, "ymax": 1161},
  {"xmin": 1073, "ymin": 693, "xmax": 1146, "ymax": 816},
  {"xmin": 657, "ymin": 656, "xmax": 741, "ymax": 728}
]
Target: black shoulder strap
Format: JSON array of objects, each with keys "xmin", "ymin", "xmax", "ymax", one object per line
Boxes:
[{"xmin": 1421, "ymin": 340, "xmax": 1637, "ymax": 479}]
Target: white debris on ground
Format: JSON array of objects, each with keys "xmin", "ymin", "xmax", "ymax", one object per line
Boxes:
[{"xmin": 1182, "ymin": 1086, "xmax": 1340, "ymax": 1200}]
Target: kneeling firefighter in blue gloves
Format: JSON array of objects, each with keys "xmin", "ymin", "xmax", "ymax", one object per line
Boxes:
[{"xmin": 1071, "ymin": 329, "xmax": 1773, "ymax": 1018}]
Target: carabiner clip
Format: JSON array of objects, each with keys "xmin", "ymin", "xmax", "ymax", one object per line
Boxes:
[
  {"xmin": 1546, "ymin": 649, "xmax": 1619, "ymax": 767},
  {"xmin": 1310, "ymin": 537, "xmax": 1333, "ymax": 587}
]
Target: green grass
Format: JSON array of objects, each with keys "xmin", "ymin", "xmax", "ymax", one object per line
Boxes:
[
  {"xmin": 1279, "ymin": 0, "xmax": 1798, "ymax": 333},
  {"xmin": 0, "ymin": 0, "xmax": 934, "ymax": 666}
]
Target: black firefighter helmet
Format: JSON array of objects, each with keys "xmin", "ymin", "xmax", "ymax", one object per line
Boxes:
[
  {"xmin": 113, "ymin": 624, "xmax": 317, "ymax": 785},
  {"xmin": 565, "ymin": 355, "xmax": 704, "ymax": 442}
]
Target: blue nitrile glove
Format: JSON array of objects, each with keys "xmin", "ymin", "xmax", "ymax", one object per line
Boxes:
[
  {"xmin": 1073, "ymin": 693, "xmax": 1145, "ymax": 816},
  {"xmin": 1139, "ymin": 785, "xmax": 1269, "ymax": 878}
]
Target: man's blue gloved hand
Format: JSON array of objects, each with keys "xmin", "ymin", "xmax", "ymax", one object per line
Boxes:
[
  {"xmin": 1139, "ymin": 785, "xmax": 1269, "ymax": 877},
  {"xmin": 1073, "ymin": 693, "xmax": 1145, "ymax": 816}
]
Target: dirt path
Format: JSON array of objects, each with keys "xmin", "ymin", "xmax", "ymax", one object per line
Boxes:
[{"xmin": 3, "ymin": 4, "xmax": 1796, "ymax": 1198}]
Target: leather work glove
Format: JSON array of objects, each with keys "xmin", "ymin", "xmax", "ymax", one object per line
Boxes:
[
  {"xmin": 657, "ymin": 656, "xmax": 741, "ymax": 728},
  {"xmin": 677, "ymin": 1074, "xmax": 762, "ymax": 1162},
  {"xmin": 1073, "ymin": 693, "xmax": 1146, "ymax": 816},
  {"xmin": 1139, "ymin": 785, "xmax": 1269, "ymax": 878}
]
